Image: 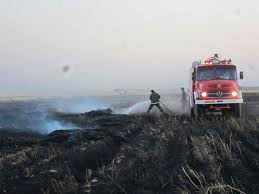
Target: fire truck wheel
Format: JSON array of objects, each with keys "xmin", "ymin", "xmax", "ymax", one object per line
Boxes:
[
  {"xmin": 194, "ymin": 105, "xmax": 203, "ymax": 120},
  {"xmin": 232, "ymin": 104, "xmax": 242, "ymax": 118},
  {"xmin": 191, "ymin": 108, "xmax": 195, "ymax": 118}
]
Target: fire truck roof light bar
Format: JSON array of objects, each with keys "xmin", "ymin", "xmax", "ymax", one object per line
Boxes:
[{"xmin": 192, "ymin": 55, "xmax": 232, "ymax": 67}]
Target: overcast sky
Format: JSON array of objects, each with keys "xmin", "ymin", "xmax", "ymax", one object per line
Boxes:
[{"xmin": 0, "ymin": 0, "xmax": 259, "ymax": 96}]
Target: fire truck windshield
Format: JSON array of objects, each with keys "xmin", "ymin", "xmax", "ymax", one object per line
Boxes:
[{"xmin": 197, "ymin": 66, "xmax": 237, "ymax": 81}]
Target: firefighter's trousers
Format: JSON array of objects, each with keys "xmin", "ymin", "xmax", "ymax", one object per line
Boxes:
[{"xmin": 147, "ymin": 103, "xmax": 164, "ymax": 113}]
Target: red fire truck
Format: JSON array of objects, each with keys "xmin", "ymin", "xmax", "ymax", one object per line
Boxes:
[{"xmin": 189, "ymin": 54, "xmax": 244, "ymax": 118}]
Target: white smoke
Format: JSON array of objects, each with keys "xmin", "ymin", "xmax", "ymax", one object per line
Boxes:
[
  {"xmin": 0, "ymin": 97, "xmax": 109, "ymax": 134},
  {"xmin": 41, "ymin": 97, "xmax": 109, "ymax": 133},
  {"xmin": 43, "ymin": 119, "xmax": 76, "ymax": 134},
  {"xmin": 47, "ymin": 97, "xmax": 108, "ymax": 113}
]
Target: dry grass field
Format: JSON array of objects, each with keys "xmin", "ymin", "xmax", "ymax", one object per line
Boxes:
[{"xmin": 1, "ymin": 109, "xmax": 259, "ymax": 194}]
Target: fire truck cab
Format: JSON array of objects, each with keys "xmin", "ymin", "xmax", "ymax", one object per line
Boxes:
[{"xmin": 189, "ymin": 54, "xmax": 244, "ymax": 118}]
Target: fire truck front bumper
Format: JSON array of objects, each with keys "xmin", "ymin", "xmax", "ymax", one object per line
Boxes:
[{"xmin": 195, "ymin": 98, "xmax": 243, "ymax": 105}]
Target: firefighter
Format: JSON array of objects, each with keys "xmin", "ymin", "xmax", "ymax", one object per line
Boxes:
[
  {"xmin": 220, "ymin": 71, "xmax": 230, "ymax": 80},
  {"xmin": 147, "ymin": 90, "xmax": 164, "ymax": 113},
  {"xmin": 181, "ymin": 87, "xmax": 187, "ymax": 112}
]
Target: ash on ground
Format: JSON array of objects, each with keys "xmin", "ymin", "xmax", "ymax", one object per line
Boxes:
[{"xmin": 1, "ymin": 108, "xmax": 259, "ymax": 194}]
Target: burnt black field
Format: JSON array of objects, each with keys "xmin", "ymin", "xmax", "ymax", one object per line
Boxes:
[{"xmin": 1, "ymin": 95, "xmax": 259, "ymax": 194}]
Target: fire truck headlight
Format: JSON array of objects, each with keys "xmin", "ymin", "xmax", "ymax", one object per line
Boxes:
[
  {"xmin": 201, "ymin": 92, "xmax": 207, "ymax": 97},
  {"xmin": 232, "ymin": 91, "xmax": 238, "ymax": 97}
]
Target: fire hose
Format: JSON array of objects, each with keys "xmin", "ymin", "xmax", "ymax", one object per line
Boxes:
[{"xmin": 159, "ymin": 101, "xmax": 174, "ymax": 114}]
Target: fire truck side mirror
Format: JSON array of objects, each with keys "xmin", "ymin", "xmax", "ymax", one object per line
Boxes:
[{"xmin": 240, "ymin": 71, "xmax": 244, "ymax": 80}]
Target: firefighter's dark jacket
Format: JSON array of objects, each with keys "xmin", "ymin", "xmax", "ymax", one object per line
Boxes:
[{"xmin": 150, "ymin": 92, "xmax": 160, "ymax": 103}]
